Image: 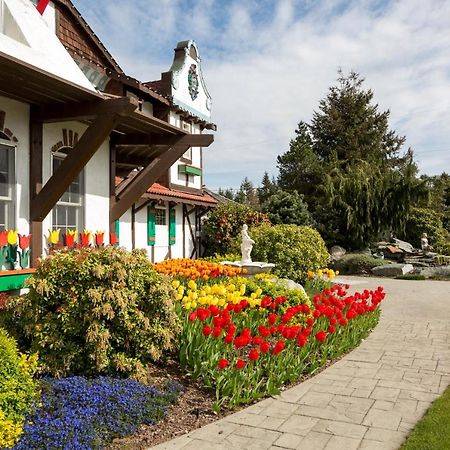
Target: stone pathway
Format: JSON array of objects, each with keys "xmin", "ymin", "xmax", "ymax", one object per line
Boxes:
[{"xmin": 151, "ymin": 277, "xmax": 450, "ymax": 450}]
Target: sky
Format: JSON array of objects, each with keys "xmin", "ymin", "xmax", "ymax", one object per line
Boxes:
[{"xmin": 75, "ymin": 0, "xmax": 450, "ymax": 191}]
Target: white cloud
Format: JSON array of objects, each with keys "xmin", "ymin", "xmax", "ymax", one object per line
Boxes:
[{"xmin": 76, "ymin": 0, "xmax": 450, "ymax": 189}]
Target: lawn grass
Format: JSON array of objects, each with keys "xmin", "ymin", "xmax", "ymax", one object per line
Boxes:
[{"xmin": 401, "ymin": 385, "xmax": 450, "ymax": 450}]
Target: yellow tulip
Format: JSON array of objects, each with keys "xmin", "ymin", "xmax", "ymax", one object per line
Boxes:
[
  {"xmin": 172, "ymin": 280, "xmax": 180, "ymax": 289},
  {"xmin": 188, "ymin": 280, "xmax": 197, "ymax": 290},
  {"xmin": 7, "ymin": 230, "xmax": 17, "ymax": 245},
  {"xmin": 67, "ymin": 229, "xmax": 77, "ymax": 237},
  {"xmin": 48, "ymin": 229, "xmax": 60, "ymax": 245}
]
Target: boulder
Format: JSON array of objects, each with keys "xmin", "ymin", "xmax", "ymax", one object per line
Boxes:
[
  {"xmin": 330, "ymin": 245, "xmax": 346, "ymax": 260},
  {"xmin": 371, "ymin": 263, "xmax": 414, "ymax": 277},
  {"xmin": 392, "ymin": 238, "xmax": 414, "ymax": 254}
]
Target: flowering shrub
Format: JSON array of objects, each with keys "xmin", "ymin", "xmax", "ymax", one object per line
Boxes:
[
  {"xmin": 179, "ymin": 284, "xmax": 384, "ymax": 411},
  {"xmin": 0, "ymin": 328, "xmax": 38, "ymax": 448},
  {"xmin": 7, "ymin": 247, "xmax": 180, "ymax": 380},
  {"xmin": 305, "ymin": 268, "xmax": 339, "ymax": 293},
  {"xmin": 155, "ymin": 258, "xmax": 244, "ymax": 281},
  {"xmin": 13, "ymin": 377, "xmax": 181, "ymax": 450},
  {"xmin": 248, "ymin": 225, "xmax": 330, "ymax": 284}
]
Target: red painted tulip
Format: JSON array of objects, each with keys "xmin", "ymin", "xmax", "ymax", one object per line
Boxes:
[
  {"xmin": 0, "ymin": 230, "xmax": 7, "ymax": 247},
  {"xmin": 18, "ymin": 234, "xmax": 31, "ymax": 250},
  {"xmin": 109, "ymin": 232, "xmax": 119, "ymax": 246},
  {"xmin": 95, "ymin": 231, "xmax": 104, "ymax": 247}
]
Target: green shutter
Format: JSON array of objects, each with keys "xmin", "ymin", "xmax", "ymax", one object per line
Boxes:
[
  {"xmin": 114, "ymin": 219, "xmax": 120, "ymax": 246},
  {"xmin": 147, "ymin": 205, "xmax": 156, "ymax": 246},
  {"xmin": 169, "ymin": 208, "xmax": 176, "ymax": 245}
]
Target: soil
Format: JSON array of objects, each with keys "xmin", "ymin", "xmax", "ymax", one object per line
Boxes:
[{"xmin": 107, "ymin": 360, "xmax": 222, "ymax": 450}]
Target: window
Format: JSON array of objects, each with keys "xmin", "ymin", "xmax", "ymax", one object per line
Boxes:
[
  {"xmin": 181, "ymin": 121, "xmax": 192, "ymax": 161},
  {"xmin": 155, "ymin": 208, "xmax": 166, "ymax": 226},
  {"xmin": 52, "ymin": 152, "xmax": 84, "ymax": 233},
  {"xmin": 0, "ymin": 142, "xmax": 15, "ymax": 230}
]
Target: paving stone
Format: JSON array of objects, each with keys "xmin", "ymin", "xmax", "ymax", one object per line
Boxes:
[
  {"xmin": 186, "ymin": 421, "xmax": 239, "ymax": 443},
  {"xmin": 273, "ymin": 432, "xmax": 304, "ymax": 449},
  {"xmin": 295, "ymin": 431, "xmax": 331, "ymax": 449},
  {"xmin": 311, "ymin": 419, "xmax": 368, "ymax": 439},
  {"xmin": 310, "ymin": 384, "xmax": 354, "ymax": 396},
  {"xmin": 224, "ymin": 411, "xmax": 269, "ymax": 427},
  {"xmin": 150, "ymin": 435, "xmax": 193, "ymax": 449},
  {"xmin": 234, "ymin": 424, "xmax": 281, "ymax": 444},
  {"xmin": 359, "ymin": 439, "xmax": 399, "ymax": 450},
  {"xmin": 277, "ymin": 415, "xmax": 318, "ymax": 435},
  {"xmin": 370, "ymin": 387, "xmax": 401, "ymax": 402},
  {"xmin": 348, "ymin": 377, "xmax": 378, "ymax": 390},
  {"xmin": 364, "ymin": 427, "xmax": 408, "ymax": 444},
  {"xmin": 298, "ymin": 391, "xmax": 334, "ymax": 408},
  {"xmin": 295, "ymin": 404, "xmax": 365, "ymax": 424},
  {"xmin": 258, "ymin": 416, "xmax": 286, "ymax": 431},
  {"xmin": 372, "ymin": 400, "xmax": 395, "ymax": 411},
  {"xmin": 324, "ymin": 435, "xmax": 361, "ymax": 450},
  {"xmin": 262, "ymin": 401, "xmax": 300, "ymax": 419},
  {"xmin": 362, "ymin": 409, "xmax": 402, "ymax": 430}
]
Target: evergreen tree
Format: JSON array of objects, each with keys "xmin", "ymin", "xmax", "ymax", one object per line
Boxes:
[
  {"xmin": 262, "ymin": 190, "xmax": 311, "ymax": 226},
  {"xmin": 277, "ymin": 71, "xmax": 420, "ymax": 248},
  {"xmin": 258, "ymin": 172, "xmax": 278, "ymax": 204}
]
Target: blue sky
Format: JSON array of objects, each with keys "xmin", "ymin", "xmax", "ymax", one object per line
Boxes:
[{"xmin": 75, "ymin": 0, "xmax": 450, "ymax": 190}]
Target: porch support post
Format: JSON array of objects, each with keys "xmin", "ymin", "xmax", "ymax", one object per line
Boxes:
[
  {"xmin": 30, "ymin": 117, "xmax": 43, "ymax": 267},
  {"xmin": 31, "ymin": 99, "xmax": 136, "ymax": 222},
  {"xmin": 110, "ymin": 134, "xmax": 213, "ymax": 222}
]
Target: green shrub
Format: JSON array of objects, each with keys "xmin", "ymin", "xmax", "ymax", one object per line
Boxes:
[
  {"xmin": 202, "ymin": 253, "xmax": 241, "ymax": 263},
  {"xmin": 246, "ymin": 225, "xmax": 329, "ymax": 284},
  {"xmin": 404, "ymin": 207, "xmax": 449, "ymax": 248},
  {"xmin": 332, "ymin": 254, "xmax": 389, "ymax": 275},
  {"xmin": 435, "ymin": 240, "xmax": 450, "ymax": 256},
  {"xmin": 0, "ymin": 328, "xmax": 38, "ymax": 448},
  {"xmin": 262, "ymin": 190, "xmax": 312, "ymax": 226},
  {"xmin": 203, "ymin": 203, "xmax": 270, "ymax": 256},
  {"xmin": 7, "ymin": 247, "xmax": 180, "ymax": 381}
]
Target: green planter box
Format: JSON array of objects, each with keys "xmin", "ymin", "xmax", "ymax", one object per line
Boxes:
[{"xmin": 0, "ymin": 269, "xmax": 35, "ymax": 292}]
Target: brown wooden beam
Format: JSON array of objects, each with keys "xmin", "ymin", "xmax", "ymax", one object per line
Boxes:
[
  {"xmin": 31, "ymin": 100, "xmax": 137, "ymax": 222},
  {"xmin": 109, "ymin": 144, "xmax": 117, "ymax": 233},
  {"xmin": 30, "ymin": 118, "xmax": 43, "ymax": 267},
  {"xmin": 110, "ymin": 134, "xmax": 214, "ymax": 221},
  {"xmin": 112, "ymin": 133, "xmax": 213, "ymax": 147},
  {"xmin": 32, "ymin": 96, "xmax": 138, "ymax": 123}
]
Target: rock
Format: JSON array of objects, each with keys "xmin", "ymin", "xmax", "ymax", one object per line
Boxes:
[
  {"xmin": 417, "ymin": 266, "xmax": 450, "ymax": 278},
  {"xmin": 275, "ymin": 279, "xmax": 308, "ymax": 297},
  {"xmin": 392, "ymin": 238, "xmax": 414, "ymax": 253},
  {"xmin": 330, "ymin": 245, "xmax": 346, "ymax": 260},
  {"xmin": 371, "ymin": 263, "xmax": 414, "ymax": 277}
]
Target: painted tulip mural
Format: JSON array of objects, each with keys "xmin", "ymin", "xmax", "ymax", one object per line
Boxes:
[
  {"xmin": 0, "ymin": 230, "xmax": 31, "ymax": 269},
  {"xmin": 46, "ymin": 229, "xmax": 119, "ymax": 250}
]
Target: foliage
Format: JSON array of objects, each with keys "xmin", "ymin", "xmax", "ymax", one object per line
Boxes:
[
  {"xmin": 13, "ymin": 377, "xmax": 181, "ymax": 450},
  {"xmin": 277, "ymin": 71, "xmax": 422, "ymax": 248},
  {"xmin": 246, "ymin": 225, "xmax": 330, "ymax": 284},
  {"xmin": 203, "ymin": 203, "xmax": 270, "ymax": 256},
  {"xmin": 6, "ymin": 247, "xmax": 180, "ymax": 380},
  {"xmin": 435, "ymin": 241, "xmax": 450, "ymax": 256},
  {"xmin": 404, "ymin": 207, "xmax": 449, "ymax": 249},
  {"xmin": 257, "ymin": 172, "xmax": 278, "ymax": 205},
  {"xmin": 400, "ymin": 384, "xmax": 450, "ymax": 450},
  {"xmin": 262, "ymin": 190, "xmax": 312, "ymax": 226},
  {"xmin": 180, "ymin": 284, "xmax": 384, "ymax": 411},
  {"xmin": 331, "ymin": 254, "xmax": 389, "ymax": 275},
  {"xmin": 233, "ymin": 177, "xmax": 260, "ymax": 209},
  {"xmin": 202, "ymin": 253, "xmax": 241, "ymax": 264},
  {"xmin": 0, "ymin": 328, "xmax": 38, "ymax": 448}
]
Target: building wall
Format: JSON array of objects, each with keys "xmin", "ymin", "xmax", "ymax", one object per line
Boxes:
[
  {"xmin": 0, "ymin": 95, "xmax": 30, "ymax": 235},
  {"xmin": 41, "ymin": 121, "xmax": 110, "ymax": 247}
]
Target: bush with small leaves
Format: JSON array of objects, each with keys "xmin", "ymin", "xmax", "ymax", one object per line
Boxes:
[{"xmin": 7, "ymin": 247, "xmax": 180, "ymax": 380}]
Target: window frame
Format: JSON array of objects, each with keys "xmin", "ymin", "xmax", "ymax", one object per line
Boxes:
[
  {"xmin": 0, "ymin": 139, "xmax": 16, "ymax": 230},
  {"xmin": 51, "ymin": 150, "xmax": 85, "ymax": 233},
  {"xmin": 155, "ymin": 207, "xmax": 167, "ymax": 226}
]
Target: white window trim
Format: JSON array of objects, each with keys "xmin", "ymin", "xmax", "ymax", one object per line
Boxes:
[{"xmin": 51, "ymin": 150, "xmax": 85, "ymax": 230}]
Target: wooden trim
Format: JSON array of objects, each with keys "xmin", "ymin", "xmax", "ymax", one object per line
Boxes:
[
  {"xmin": 111, "ymin": 134, "xmax": 213, "ymax": 222},
  {"xmin": 168, "ymin": 183, "xmax": 203, "ymax": 195},
  {"xmin": 109, "ymin": 144, "xmax": 116, "ymax": 232},
  {"xmin": 182, "ymin": 204, "xmax": 186, "ymax": 258},
  {"xmin": 31, "ymin": 102, "xmax": 136, "ymax": 222},
  {"xmin": 131, "ymin": 203, "xmax": 136, "ymax": 250},
  {"xmin": 0, "ymin": 268, "xmax": 36, "ymax": 276},
  {"xmin": 32, "ymin": 97, "xmax": 138, "ymax": 123},
  {"xmin": 30, "ymin": 118, "xmax": 43, "ymax": 267}
]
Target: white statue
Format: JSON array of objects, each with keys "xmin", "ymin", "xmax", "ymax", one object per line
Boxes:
[
  {"xmin": 241, "ymin": 224, "xmax": 255, "ymax": 263},
  {"xmin": 421, "ymin": 233, "xmax": 433, "ymax": 252}
]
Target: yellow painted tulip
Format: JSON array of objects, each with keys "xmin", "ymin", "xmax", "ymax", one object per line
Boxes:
[
  {"xmin": 7, "ymin": 230, "xmax": 17, "ymax": 245},
  {"xmin": 48, "ymin": 229, "xmax": 60, "ymax": 245}
]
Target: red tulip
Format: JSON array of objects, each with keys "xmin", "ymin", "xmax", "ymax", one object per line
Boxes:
[
  {"xmin": 259, "ymin": 341, "xmax": 270, "ymax": 353},
  {"xmin": 236, "ymin": 359, "xmax": 246, "ymax": 369},
  {"xmin": 95, "ymin": 231, "xmax": 104, "ymax": 247},
  {"xmin": 0, "ymin": 230, "xmax": 7, "ymax": 247},
  {"xmin": 218, "ymin": 358, "xmax": 228, "ymax": 369},
  {"xmin": 109, "ymin": 232, "xmax": 119, "ymax": 246},
  {"xmin": 188, "ymin": 312, "xmax": 197, "ymax": 321},
  {"xmin": 212, "ymin": 327, "xmax": 222, "ymax": 338},
  {"xmin": 315, "ymin": 331, "xmax": 327, "ymax": 343},
  {"xmin": 272, "ymin": 341, "xmax": 285, "ymax": 355},
  {"xmin": 249, "ymin": 349, "xmax": 260, "ymax": 361},
  {"xmin": 18, "ymin": 234, "xmax": 31, "ymax": 250},
  {"xmin": 202, "ymin": 325, "xmax": 212, "ymax": 337}
]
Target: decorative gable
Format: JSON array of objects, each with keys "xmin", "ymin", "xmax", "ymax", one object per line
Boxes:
[{"xmin": 161, "ymin": 40, "xmax": 212, "ymax": 121}]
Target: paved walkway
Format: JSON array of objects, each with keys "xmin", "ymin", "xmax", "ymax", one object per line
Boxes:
[{"xmin": 152, "ymin": 277, "xmax": 450, "ymax": 450}]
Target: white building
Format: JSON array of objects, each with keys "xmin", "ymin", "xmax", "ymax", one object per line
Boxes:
[{"xmin": 0, "ymin": 0, "xmax": 217, "ymax": 290}]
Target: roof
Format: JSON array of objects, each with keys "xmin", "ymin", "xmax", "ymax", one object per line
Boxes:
[
  {"xmin": 115, "ymin": 177, "xmax": 217, "ymax": 207},
  {"xmin": 145, "ymin": 183, "xmax": 217, "ymax": 206}
]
